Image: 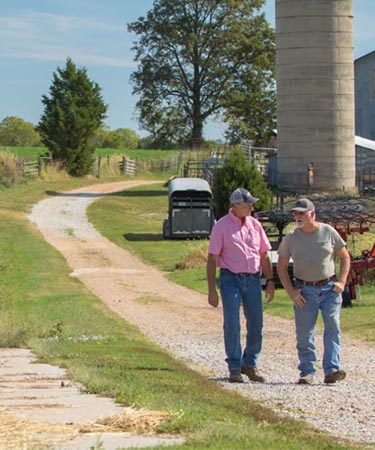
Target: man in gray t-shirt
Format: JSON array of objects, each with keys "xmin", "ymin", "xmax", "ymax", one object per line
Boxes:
[{"xmin": 277, "ymin": 198, "xmax": 350, "ymax": 385}]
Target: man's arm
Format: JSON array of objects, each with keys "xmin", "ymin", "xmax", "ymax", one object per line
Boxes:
[
  {"xmin": 333, "ymin": 246, "xmax": 351, "ymax": 294},
  {"xmin": 277, "ymin": 255, "xmax": 306, "ymax": 308},
  {"xmin": 260, "ymin": 252, "xmax": 274, "ymax": 303},
  {"xmin": 206, "ymin": 253, "xmax": 219, "ymax": 307}
]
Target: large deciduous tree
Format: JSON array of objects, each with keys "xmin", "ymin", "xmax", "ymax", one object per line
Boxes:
[
  {"xmin": 38, "ymin": 58, "xmax": 107, "ymax": 176},
  {"xmin": 128, "ymin": 0, "xmax": 275, "ymax": 148}
]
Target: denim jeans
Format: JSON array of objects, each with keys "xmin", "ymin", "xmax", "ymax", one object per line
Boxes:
[
  {"xmin": 294, "ymin": 280, "xmax": 343, "ymax": 376},
  {"xmin": 219, "ymin": 269, "xmax": 263, "ymax": 372}
]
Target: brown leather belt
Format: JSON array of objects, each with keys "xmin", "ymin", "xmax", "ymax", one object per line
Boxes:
[{"xmin": 294, "ymin": 275, "xmax": 336, "ymax": 286}]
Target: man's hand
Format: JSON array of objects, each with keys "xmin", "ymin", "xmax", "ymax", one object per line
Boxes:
[
  {"xmin": 265, "ymin": 281, "xmax": 275, "ymax": 303},
  {"xmin": 290, "ymin": 288, "xmax": 307, "ymax": 308},
  {"xmin": 208, "ymin": 290, "xmax": 219, "ymax": 307},
  {"xmin": 333, "ymin": 280, "xmax": 346, "ymax": 294}
]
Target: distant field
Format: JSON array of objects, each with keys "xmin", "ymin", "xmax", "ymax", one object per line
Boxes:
[
  {"xmin": 0, "ymin": 146, "xmax": 47, "ymax": 160},
  {"xmin": 1, "ymin": 146, "xmax": 182, "ymax": 161}
]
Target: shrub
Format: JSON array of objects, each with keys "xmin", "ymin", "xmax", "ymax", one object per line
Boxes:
[{"xmin": 212, "ymin": 147, "xmax": 271, "ymax": 219}]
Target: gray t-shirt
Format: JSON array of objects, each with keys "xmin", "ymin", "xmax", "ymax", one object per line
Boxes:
[{"xmin": 277, "ymin": 223, "xmax": 346, "ymax": 281}]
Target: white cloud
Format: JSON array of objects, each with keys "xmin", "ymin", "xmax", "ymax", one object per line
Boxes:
[{"xmin": 0, "ymin": 11, "xmax": 133, "ymax": 68}]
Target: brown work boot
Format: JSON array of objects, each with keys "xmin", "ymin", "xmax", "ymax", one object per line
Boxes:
[
  {"xmin": 324, "ymin": 369, "xmax": 346, "ymax": 384},
  {"xmin": 229, "ymin": 370, "xmax": 244, "ymax": 383},
  {"xmin": 241, "ymin": 365, "xmax": 265, "ymax": 383}
]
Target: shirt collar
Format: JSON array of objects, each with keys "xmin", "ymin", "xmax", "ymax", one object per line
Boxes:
[{"xmin": 229, "ymin": 210, "xmax": 249, "ymax": 226}]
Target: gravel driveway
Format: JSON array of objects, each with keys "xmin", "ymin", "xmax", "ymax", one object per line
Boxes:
[{"xmin": 28, "ymin": 180, "xmax": 375, "ymax": 446}]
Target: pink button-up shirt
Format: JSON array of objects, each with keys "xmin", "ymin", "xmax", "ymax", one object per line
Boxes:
[{"xmin": 208, "ymin": 211, "xmax": 271, "ymax": 274}]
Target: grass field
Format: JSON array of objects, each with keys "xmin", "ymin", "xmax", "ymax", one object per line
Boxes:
[
  {"xmin": 1, "ymin": 145, "xmax": 187, "ymax": 161},
  {"xmin": 0, "ymin": 174, "xmax": 370, "ymax": 449}
]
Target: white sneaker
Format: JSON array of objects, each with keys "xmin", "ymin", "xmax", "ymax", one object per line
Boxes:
[{"xmin": 298, "ymin": 373, "xmax": 314, "ymax": 384}]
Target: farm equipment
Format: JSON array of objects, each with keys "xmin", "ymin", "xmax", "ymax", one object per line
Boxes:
[{"xmin": 256, "ymin": 197, "xmax": 375, "ymax": 306}]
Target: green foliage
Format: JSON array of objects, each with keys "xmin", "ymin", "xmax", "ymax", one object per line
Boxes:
[
  {"xmin": 0, "ymin": 116, "xmax": 41, "ymax": 147},
  {"xmin": 128, "ymin": 0, "xmax": 275, "ymax": 148},
  {"xmin": 212, "ymin": 147, "xmax": 271, "ymax": 219},
  {"xmin": 224, "ymin": 67, "xmax": 276, "ymax": 146},
  {"xmin": 38, "ymin": 58, "xmax": 107, "ymax": 176},
  {"xmin": 92, "ymin": 126, "xmax": 141, "ymax": 149}
]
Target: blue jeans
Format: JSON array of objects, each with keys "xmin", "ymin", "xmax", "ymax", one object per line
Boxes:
[
  {"xmin": 219, "ymin": 269, "xmax": 263, "ymax": 372},
  {"xmin": 294, "ymin": 280, "xmax": 343, "ymax": 376}
]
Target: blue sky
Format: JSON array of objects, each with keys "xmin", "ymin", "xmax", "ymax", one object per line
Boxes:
[{"xmin": 0, "ymin": 0, "xmax": 374, "ymax": 140}]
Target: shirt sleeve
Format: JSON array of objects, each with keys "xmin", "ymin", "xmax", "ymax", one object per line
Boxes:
[
  {"xmin": 330, "ymin": 226, "xmax": 347, "ymax": 251},
  {"xmin": 208, "ymin": 221, "xmax": 223, "ymax": 255},
  {"xmin": 277, "ymin": 234, "xmax": 291, "ymax": 259}
]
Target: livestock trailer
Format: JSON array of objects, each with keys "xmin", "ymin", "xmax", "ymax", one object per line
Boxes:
[{"xmin": 163, "ymin": 177, "xmax": 215, "ymax": 238}]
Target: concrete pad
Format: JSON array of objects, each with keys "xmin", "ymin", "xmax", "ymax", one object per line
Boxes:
[{"xmin": 0, "ymin": 348, "xmax": 184, "ymax": 449}]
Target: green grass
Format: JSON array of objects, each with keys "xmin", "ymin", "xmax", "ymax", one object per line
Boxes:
[
  {"xmin": 95, "ymin": 147, "xmax": 182, "ymax": 160},
  {"xmin": 0, "ymin": 176, "xmax": 367, "ymax": 449},
  {"xmin": 0, "ymin": 146, "xmax": 48, "ymax": 160}
]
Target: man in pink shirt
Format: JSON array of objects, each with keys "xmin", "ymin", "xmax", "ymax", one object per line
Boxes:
[{"xmin": 207, "ymin": 188, "xmax": 274, "ymax": 383}]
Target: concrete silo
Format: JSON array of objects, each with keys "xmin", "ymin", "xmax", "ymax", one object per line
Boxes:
[{"xmin": 275, "ymin": 0, "xmax": 356, "ymax": 193}]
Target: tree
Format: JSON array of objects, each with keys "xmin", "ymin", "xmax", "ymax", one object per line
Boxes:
[
  {"xmin": 107, "ymin": 128, "xmax": 141, "ymax": 149},
  {"xmin": 128, "ymin": 0, "xmax": 274, "ymax": 148},
  {"xmin": 92, "ymin": 126, "xmax": 141, "ymax": 149},
  {"xmin": 38, "ymin": 58, "xmax": 107, "ymax": 176},
  {"xmin": 212, "ymin": 147, "xmax": 270, "ymax": 219},
  {"xmin": 91, "ymin": 124, "xmax": 111, "ymax": 148},
  {"xmin": 0, "ymin": 116, "xmax": 41, "ymax": 147},
  {"xmin": 223, "ymin": 65, "xmax": 276, "ymax": 146}
]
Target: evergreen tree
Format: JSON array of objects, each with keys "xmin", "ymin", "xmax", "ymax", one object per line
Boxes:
[
  {"xmin": 38, "ymin": 58, "xmax": 107, "ymax": 176},
  {"xmin": 212, "ymin": 148, "xmax": 270, "ymax": 219}
]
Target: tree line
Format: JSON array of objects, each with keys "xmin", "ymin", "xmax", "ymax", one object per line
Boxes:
[{"xmin": 0, "ymin": 117, "xmax": 141, "ymax": 151}]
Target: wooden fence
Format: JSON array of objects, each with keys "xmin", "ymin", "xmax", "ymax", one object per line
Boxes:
[
  {"xmin": 21, "ymin": 155, "xmax": 53, "ymax": 177},
  {"xmin": 119, "ymin": 156, "xmax": 136, "ymax": 176}
]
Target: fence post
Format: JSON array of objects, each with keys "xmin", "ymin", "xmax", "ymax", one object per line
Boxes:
[{"xmin": 97, "ymin": 156, "xmax": 101, "ymax": 178}]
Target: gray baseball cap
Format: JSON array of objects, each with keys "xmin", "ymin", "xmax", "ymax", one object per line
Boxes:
[
  {"xmin": 230, "ymin": 188, "xmax": 258, "ymax": 205},
  {"xmin": 290, "ymin": 198, "xmax": 315, "ymax": 212}
]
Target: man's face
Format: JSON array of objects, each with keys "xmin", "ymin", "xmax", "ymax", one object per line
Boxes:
[
  {"xmin": 232, "ymin": 202, "xmax": 254, "ymax": 219},
  {"xmin": 292, "ymin": 210, "xmax": 313, "ymax": 228}
]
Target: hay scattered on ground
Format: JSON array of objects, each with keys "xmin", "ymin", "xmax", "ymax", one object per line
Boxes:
[
  {"xmin": 85, "ymin": 406, "xmax": 181, "ymax": 433},
  {"xmin": 0, "ymin": 406, "xmax": 180, "ymax": 448}
]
